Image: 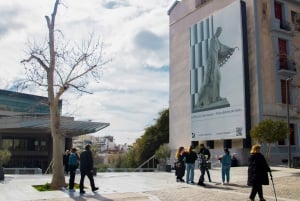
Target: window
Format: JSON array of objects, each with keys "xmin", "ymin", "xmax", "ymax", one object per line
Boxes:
[
  {"xmin": 223, "ymin": 140, "xmax": 232, "ymax": 149},
  {"xmin": 191, "ymin": 141, "xmax": 199, "ymax": 149},
  {"xmin": 1, "ymin": 137, "xmax": 39, "ymax": 151},
  {"xmin": 206, "ymin": 140, "xmax": 214, "ymax": 149},
  {"xmin": 290, "ymin": 124, "xmax": 295, "ymax": 145},
  {"xmin": 278, "ymin": 39, "xmax": 288, "ymax": 69},
  {"xmin": 275, "ymin": 1, "xmax": 283, "ymax": 21},
  {"xmin": 274, "ymin": 1, "xmax": 290, "ymax": 30},
  {"xmin": 278, "ymin": 124, "xmax": 295, "ymax": 145},
  {"xmin": 2, "ymin": 139, "xmax": 13, "ymax": 150},
  {"xmin": 281, "ymin": 79, "xmax": 290, "ymax": 104}
]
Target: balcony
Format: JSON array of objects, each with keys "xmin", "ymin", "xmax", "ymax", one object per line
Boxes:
[
  {"xmin": 278, "ymin": 67, "xmax": 297, "ymax": 77},
  {"xmin": 277, "ymin": 60, "xmax": 297, "ymax": 77},
  {"xmin": 280, "ymin": 19, "xmax": 292, "ymax": 31},
  {"xmin": 271, "ymin": 18, "xmax": 294, "ymax": 35}
]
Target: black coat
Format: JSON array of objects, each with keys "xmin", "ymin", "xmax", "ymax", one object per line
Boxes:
[
  {"xmin": 199, "ymin": 148, "xmax": 210, "ymax": 160},
  {"xmin": 184, "ymin": 151, "xmax": 198, "ymax": 163},
  {"xmin": 80, "ymin": 150, "xmax": 94, "ymax": 171},
  {"xmin": 175, "ymin": 154, "xmax": 185, "ymax": 177},
  {"xmin": 247, "ymin": 153, "xmax": 271, "ymax": 186}
]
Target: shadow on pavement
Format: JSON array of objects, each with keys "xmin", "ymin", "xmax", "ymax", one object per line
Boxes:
[
  {"xmin": 199, "ymin": 182, "xmax": 249, "ymax": 190},
  {"xmin": 67, "ymin": 192, "xmax": 113, "ymax": 201}
]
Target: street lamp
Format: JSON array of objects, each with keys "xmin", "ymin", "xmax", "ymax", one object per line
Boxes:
[{"xmin": 286, "ymin": 77, "xmax": 292, "ymax": 168}]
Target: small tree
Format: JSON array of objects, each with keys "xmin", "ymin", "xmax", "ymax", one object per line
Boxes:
[
  {"xmin": 0, "ymin": 149, "xmax": 11, "ymax": 181},
  {"xmin": 0, "ymin": 149, "xmax": 11, "ymax": 167},
  {"xmin": 155, "ymin": 144, "xmax": 171, "ymax": 162},
  {"xmin": 250, "ymin": 118, "xmax": 288, "ymax": 160}
]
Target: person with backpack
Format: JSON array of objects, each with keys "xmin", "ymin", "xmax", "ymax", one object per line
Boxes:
[{"xmin": 68, "ymin": 148, "xmax": 79, "ymax": 191}]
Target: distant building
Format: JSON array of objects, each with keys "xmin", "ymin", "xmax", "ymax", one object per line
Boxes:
[
  {"xmin": 168, "ymin": 0, "xmax": 300, "ymax": 166},
  {"xmin": 73, "ymin": 134, "xmax": 128, "ymax": 166},
  {"xmin": 73, "ymin": 135, "xmax": 121, "ymax": 153},
  {"xmin": 0, "ymin": 89, "xmax": 109, "ymax": 172}
]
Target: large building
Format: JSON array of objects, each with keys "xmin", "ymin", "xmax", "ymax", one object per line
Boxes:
[
  {"xmin": 168, "ymin": 0, "xmax": 300, "ymax": 166},
  {"xmin": 0, "ymin": 89, "xmax": 109, "ymax": 172}
]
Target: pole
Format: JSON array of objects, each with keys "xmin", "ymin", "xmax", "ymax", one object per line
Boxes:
[
  {"xmin": 286, "ymin": 77, "xmax": 292, "ymax": 168},
  {"xmin": 269, "ymin": 172, "xmax": 278, "ymax": 201}
]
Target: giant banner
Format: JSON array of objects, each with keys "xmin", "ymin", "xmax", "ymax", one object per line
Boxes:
[{"xmin": 190, "ymin": 1, "xmax": 246, "ymax": 141}]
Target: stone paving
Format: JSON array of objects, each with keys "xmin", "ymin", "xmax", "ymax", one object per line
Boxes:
[{"xmin": 0, "ymin": 166, "xmax": 299, "ymax": 201}]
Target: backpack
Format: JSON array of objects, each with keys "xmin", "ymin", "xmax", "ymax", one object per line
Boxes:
[{"xmin": 68, "ymin": 153, "xmax": 78, "ymax": 166}]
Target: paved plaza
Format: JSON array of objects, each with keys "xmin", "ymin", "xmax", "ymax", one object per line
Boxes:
[{"xmin": 1, "ymin": 166, "xmax": 300, "ymax": 201}]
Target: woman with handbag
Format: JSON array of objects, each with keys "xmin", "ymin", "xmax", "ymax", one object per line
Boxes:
[{"xmin": 175, "ymin": 146, "xmax": 186, "ymax": 182}]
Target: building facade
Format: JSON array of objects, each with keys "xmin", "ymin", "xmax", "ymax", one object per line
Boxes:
[
  {"xmin": 0, "ymin": 89, "xmax": 109, "ymax": 171},
  {"xmin": 168, "ymin": 0, "xmax": 300, "ymax": 166}
]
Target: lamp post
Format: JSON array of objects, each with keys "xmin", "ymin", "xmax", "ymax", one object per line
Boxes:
[{"xmin": 286, "ymin": 77, "xmax": 292, "ymax": 168}]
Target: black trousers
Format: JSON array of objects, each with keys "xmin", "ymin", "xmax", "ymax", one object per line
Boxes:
[
  {"xmin": 80, "ymin": 170, "xmax": 96, "ymax": 192},
  {"xmin": 205, "ymin": 166, "xmax": 211, "ymax": 182},
  {"xmin": 68, "ymin": 165, "xmax": 77, "ymax": 189},
  {"xmin": 249, "ymin": 183, "xmax": 263, "ymax": 200},
  {"xmin": 198, "ymin": 166, "xmax": 206, "ymax": 184}
]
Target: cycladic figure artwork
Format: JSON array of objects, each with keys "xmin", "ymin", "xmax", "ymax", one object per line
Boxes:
[{"xmin": 196, "ymin": 27, "xmax": 238, "ymax": 111}]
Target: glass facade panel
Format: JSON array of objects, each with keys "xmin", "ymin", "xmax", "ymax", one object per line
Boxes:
[
  {"xmin": 2, "ymin": 139, "xmax": 13, "ymax": 150},
  {"xmin": 1, "ymin": 137, "xmax": 47, "ymax": 152}
]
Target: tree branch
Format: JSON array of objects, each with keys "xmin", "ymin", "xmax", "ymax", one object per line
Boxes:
[{"xmin": 21, "ymin": 55, "xmax": 49, "ymax": 73}]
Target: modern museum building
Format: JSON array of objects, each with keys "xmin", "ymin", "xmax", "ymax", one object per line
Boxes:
[{"xmin": 0, "ymin": 89, "xmax": 109, "ymax": 172}]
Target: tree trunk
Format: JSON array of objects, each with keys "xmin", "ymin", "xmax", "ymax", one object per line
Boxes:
[
  {"xmin": 266, "ymin": 143, "xmax": 271, "ymax": 163},
  {"xmin": 48, "ymin": 0, "xmax": 66, "ymax": 189},
  {"xmin": 49, "ymin": 101, "xmax": 66, "ymax": 189}
]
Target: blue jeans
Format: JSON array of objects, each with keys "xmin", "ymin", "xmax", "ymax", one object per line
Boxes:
[
  {"xmin": 222, "ymin": 166, "xmax": 230, "ymax": 183},
  {"xmin": 186, "ymin": 163, "xmax": 195, "ymax": 183}
]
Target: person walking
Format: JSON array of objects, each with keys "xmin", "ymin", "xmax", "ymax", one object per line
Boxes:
[
  {"xmin": 220, "ymin": 148, "xmax": 231, "ymax": 184},
  {"xmin": 175, "ymin": 146, "xmax": 186, "ymax": 182},
  {"xmin": 79, "ymin": 144, "xmax": 99, "ymax": 194},
  {"xmin": 247, "ymin": 145, "xmax": 271, "ymax": 201},
  {"xmin": 197, "ymin": 151, "xmax": 208, "ymax": 186},
  {"xmin": 68, "ymin": 148, "xmax": 79, "ymax": 191},
  {"xmin": 198, "ymin": 144, "xmax": 212, "ymax": 182},
  {"xmin": 184, "ymin": 145, "xmax": 198, "ymax": 184}
]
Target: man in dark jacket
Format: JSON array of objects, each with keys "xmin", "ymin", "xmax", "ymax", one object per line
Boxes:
[
  {"xmin": 184, "ymin": 145, "xmax": 198, "ymax": 184},
  {"xmin": 198, "ymin": 144, "xmax": 211, "ymax": 184},
  {"xmin": 79, "ymin": 144, "xmax": 99, "ymax": 194}
]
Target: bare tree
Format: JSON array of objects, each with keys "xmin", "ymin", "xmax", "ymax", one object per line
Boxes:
[{"xmin": 20, "ymin": 0, "xmax": 110, "ymax": 189}]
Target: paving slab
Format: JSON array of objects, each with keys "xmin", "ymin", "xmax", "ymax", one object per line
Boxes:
[{"xmin": 0, "ymin": 166, "xmax": 299, "ymax": 201}]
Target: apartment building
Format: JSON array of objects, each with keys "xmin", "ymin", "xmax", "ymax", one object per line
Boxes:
[{"xmin": 168, "ymin": 0, "xmax": 300, "ymax": 165}]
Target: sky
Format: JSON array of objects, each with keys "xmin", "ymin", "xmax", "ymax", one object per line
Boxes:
[{"xmin": 0, "ymin": 0, "xmax": 173, "ymax": 145}]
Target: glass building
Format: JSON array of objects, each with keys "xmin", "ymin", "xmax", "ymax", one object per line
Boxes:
[{"xmin": 0, "ymin": 89, "xmax": 109, "ymax": 172}]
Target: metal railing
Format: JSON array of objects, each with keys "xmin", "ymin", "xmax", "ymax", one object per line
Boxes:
[
  {"xmin": 134, "ymin": 154, "xmax": 156, "ymax": 172},
  {"xmin": 4, "ymin": 168, "xmax": 42, "ymax": 174}
]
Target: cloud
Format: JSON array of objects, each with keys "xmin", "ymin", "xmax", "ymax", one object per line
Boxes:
[
  {"xmin": 102, "ymin": 1, "xmax": 130, "ymax": 9},
  {"xmin": 134, "ymin": 30, "xmax": 164, "ymax": 50},
  {"xmin": 0, "ymin": 0, "xmax": 172, "ymax": 145},
  {"xmin": 0, "ymin": 6, "xmax": 25, "ymax": 38}
]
